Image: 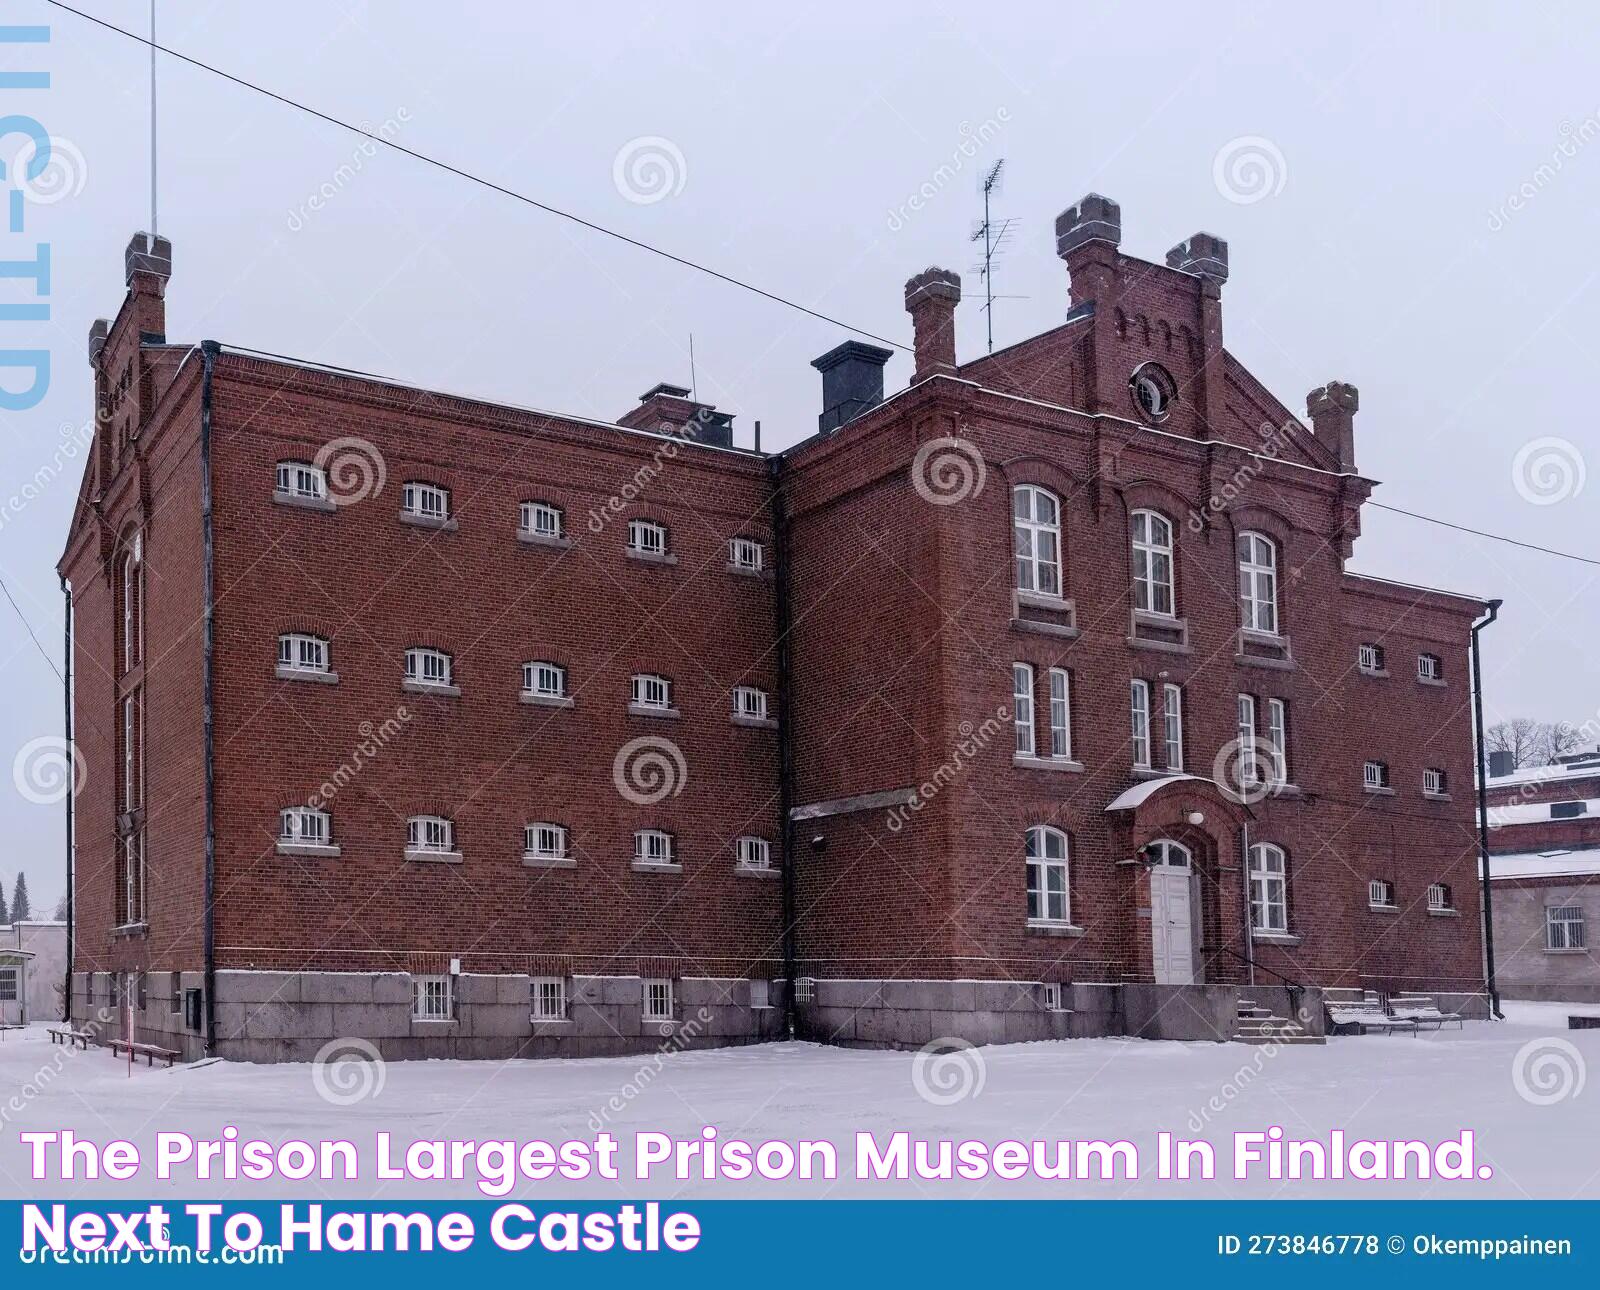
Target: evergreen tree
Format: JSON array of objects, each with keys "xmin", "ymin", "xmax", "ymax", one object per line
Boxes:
[
  {"xmin": 10, "ymin": 874, "xmax": 29, "ymax": 922},
  {"xmin": 0, "ymin": 880, "xmax": 9, "ymax": 925},
  {"xmin": 53, "ymin": 894, "xmax": 68, "ymax": 922}
]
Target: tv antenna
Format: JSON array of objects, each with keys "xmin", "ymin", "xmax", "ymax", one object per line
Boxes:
[{"xmin": 970, "ymin": 159, "xmax": 1021, "ymax": 353}]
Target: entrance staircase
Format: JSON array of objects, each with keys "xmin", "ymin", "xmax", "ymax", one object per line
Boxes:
[{"xmin": 1233, "ymin": 997, "xmax": 1325, "ymax": 1046}]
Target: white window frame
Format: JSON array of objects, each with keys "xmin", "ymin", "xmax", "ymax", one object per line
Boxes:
[
  {"xmin": 631, "ymin": 673, "xmax": 672, "ymax": 710},
  {"xmin": 1041, "ymin": 981, "xmax": 1064, "ymax": 1012},
  {"xmin": 1265, "ymin": 697, "xmax": 1288, "ymax": 786},
  {"xmin": 412, "ymin": 974, "xmax": 454, "ymax": 1021},
  {"xmin": 121, "ymin": 831, "xmax": 147, "ymax": 926},
  {"xmin": 736, "ymin": 836, "xmax": 772, "ymax": 871},
  {"xmin": 1417, "ymin": 653, "xmax": 1442, "ymax": 682},
  {"xmin": 1162, "ymin": 683, "xmax": 1184, "ymax": 771},
  {"xmin": 634, "ymin": 829, "xmax": 675, "ymax": 867},
  {"xmin": 280, "ymin": 806, "xmax": 330, "ymax": 846},
  {"xmin": 729, "ymin": 537, "xmax": 765, "ymax": 572},
  {"xmin": 402, "ymin": 481, "xmax": 450, "ymax": 520},
  {"xmin": 0, "ymin": 967, "xmax": 17, "ymax": 1003},
  {"xmin": 530, "ymin": 976, "xmax": 568, "ymax": 1020},
  {"xmin": 122, "ymin": 693, "xmax": 140, "ymax": 812},
  {"xmin": 121, "ymin": 544, "xmax": 142, "ymax": 673},
  {"xmin": 749, "ymin": 979, "xmax": 772, "ymax": 1010},
  {"xmin": 1013, "ymin": 664, "xmax": 1036, "ymax": 757},
  {"xmin": 523, "ymin": 823, "xmax": 569, "ymax": 862},
  {"xmin": 628, "ymin": 519, "xmax": 668, "ymax": 556},
  {"xmin": 275, "ymin": 460, "xmax": 327, "ymax": 500},
  {"xmin": 1026, "ymin": 824, "xmax": 1071, "ymax": 927},
  {"xmin": 733, "ymin": 685, "xmax": 768, "ymax": 721},
  {"xmin": 642, "ymin": 977, "xmax": 675, "ymax": 1022},
  {"xmin": 1131, "ymin": 509, "xmax": 1176, "ymax": 617},
  {"xmin": 1547, "ymin": 905, "xmax": 1586, "ymax": 951},
  {"xmin": 520, "ymin": 501, "xmax": 564, "ymax": 540},
  {"xmin": 1423, "ymin": 767, "xmax": 1448, "ymax": 796},
  {"xmin": 1369, "ymin": 878, "xmax": 1397, "ymax": 909},
  {"xmin": 407, "ymin": 814, "xmax": 455, "ymax": 854},
  {"xmin": 1358, "ymin": 642, "xmax": 1385, "ymax": 673},
  {"xmin": 1130, "ymin": 679, "xmax": 1152, "ymax": 769},
  {"xmin": 1012, "ymin": 485, "xmax": 1062, "ymax": 598},
  {"xmin": 404, "ymin": 647, "xmax": 452, "ymax": 686},
  {"xmin": 1363, "ymin": 760, "xmax": 1390, "ymax": 791},
  {"xmin": 278, "ymin": 632, "xmax": 330, "ymax": 674},
  {"xmin": 1237, "ymin": 694, "xmax": 1258, "ymax": 784},
  {"xmin": 522, "ymin": 661, "xmax": 567, "ymax": 699},
  {"xmin": 1048, "ymin": 667, "xmax": 1072, "ymax": 760},
  {"xmin": 1237, "ymin": 531, "xmax": 1279, "ymax": 635},
  {"xmin": 1427, "ymin": 882, "xmax": 1452, "ymax": 911},
  {"xmin": 1249, "ymin": 843, "xmax": 1288, "ymax": 934}
]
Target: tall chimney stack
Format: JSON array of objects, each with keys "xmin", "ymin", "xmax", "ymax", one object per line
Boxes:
[
  {"xmin": 904, "ymin": 267, "xmax": 961, "ymax": 383},
  {"xmin": 1306, "ymin": 381, "xmax": 1359, "ymax": 472},
  {"xmin": 811, "ymin": 340, "xmax": 892, "ymax": 434}
]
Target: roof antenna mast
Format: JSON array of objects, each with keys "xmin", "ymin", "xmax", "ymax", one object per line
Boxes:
[
  {"xmin": 149, "ymin": 0, "xmax": 158, "ymax": 236},
  {"xmin": 970, "ymin": 159, "xmax": 1013, "ymax": 354}
]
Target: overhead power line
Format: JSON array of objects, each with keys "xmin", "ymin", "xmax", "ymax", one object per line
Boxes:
[
  {"xmin": 45, "ymin": 0, "xmax": 910, "ymax": 353},
  {"xmin": 1368, "ymin": 502, "xmax": 1599, "ymax": 568}
]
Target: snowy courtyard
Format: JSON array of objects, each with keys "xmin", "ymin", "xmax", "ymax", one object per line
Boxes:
[{"xmin": 2, "ymin": 1002, "xmax": 1596, "ymax": 1201}]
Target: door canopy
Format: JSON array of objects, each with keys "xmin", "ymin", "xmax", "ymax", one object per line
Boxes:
[{"xmin": 1104, "ymin": 773, "xmax": 1253, "ymax": 852}]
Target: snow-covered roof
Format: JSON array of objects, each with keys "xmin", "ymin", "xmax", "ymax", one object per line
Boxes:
[
  {"xmin": 1489, "ymin": 798, "xmax": 1599, "ymax": 827},
  {"xmin": 1487, "ymin": 761, "xmax": 1600, "ymax": 789},
  {"xmin": 1105, "ymin": 774, "xmax": 1210, "ymax": 812},
  {"xmin": 1485, "ymin": 849, "xmax": 1600, "ymax": 880}
]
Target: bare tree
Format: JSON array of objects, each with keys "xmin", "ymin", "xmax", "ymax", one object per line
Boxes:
[{"xmin": 1488, "ymin": 718, "xmax": 1595, "ymax": 768}]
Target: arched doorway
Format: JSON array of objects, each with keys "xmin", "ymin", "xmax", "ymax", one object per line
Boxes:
[{"xmin": 1146, "ymin": 839, "xmax": 1195, "ymax": 985}]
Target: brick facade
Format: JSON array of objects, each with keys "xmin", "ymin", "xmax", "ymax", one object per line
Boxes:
[{"xmin": 59, "ymin": 201, "xmax": 1492, "ymax": 1061}]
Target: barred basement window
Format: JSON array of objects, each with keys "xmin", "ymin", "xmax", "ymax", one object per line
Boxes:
[
  {"xmin": 405, "ymin": 647, "xmax": 452, "ymax": 686},
  {"xmin": 522, "ymin": 661, "xmax": 567, "ymax": 698},
  {"xmin": 280, "ymin": 806, "xmax": 330, "ymax": 846},
  {"xmin": 520, "ymin": 501, "xmax": 564, "ymax": 540},
  {"xmin": 1358, "ymin": 642, "xmax": 1385, "ymax": 673},
  {"xmin": 733, "ymin": 686, "xmax": 768, "ymax": 721},
  {"xmin": 1547, "ymin": 905, "xmax": 1586, "ymax": 951},
  {"xmin": 523, "ymin": 823, "xmax": 569, "ymax": 862},
  {"xmin": 1369, "ymin": 878, "xmax": 1397, "ymax": 909},
  {"xmin": 634, "ymin": 829, "xmax": 675, "ymax": 867},
  {"xmin": 642, "ymin": 978, "xmax": 675, "ymax": 1021},
  {"xmin": 402, "ymin": 481, "xmax": 450, "ymax": 521},
  {"xmin": 749, "ymin": 979, "xmax": 772, "ymax": 1010},
  {"xmin": 1130, "ymin": 679, "xmax": 1152, "ymax": 769},
  {"xmin": 1423, "ymin": 767, "xmax": 1448, "ymax": 795},
  {"xmin": 631, "ymin": 673, "xmax": 672, "ymax": 711},
  {"xmin": 729, "ymin": 537, "xmax": 764, "ymax": 572},
  {"xmin": 530, "ymin": 977, "xmax": 567, "ymax": 1020},
  {"xmin": 1025, "ymin": 825, "xmax": 1070, "ymax": 927},
  {"xmin": 736, "ymin": 836, "xmax": 772, "ymax": 871},
  {"xmin": 407, "ymin": 815, "xmax": 455, "ymax": 854},
  {"xmin": 1042, "ymin": 982, "xmax": 1064, "ymax": 1012},
  {"xmin": 278, "ymin": 632, "xmax": 330, "ymax": 674},
  {"xmin": 1417, "ymin": 653, "xmax": 1442, "ymax": 682},
  {"xmin": 1363, "ymin": 760, "xmax": 1390, "ymax": 790},
  {"xmin": 1427, "ymin": 883, "xmax": 1452, "ymax": 911},
  {"xmin": 275, "ymin": 460, "xmax": 326, "ymax": 500},
  {"xmin": 628, "ymin": 519, "xmax": 668, "ymax": 556},
  {"xmin": 413, "ymin": 975, "xmax": 453, "ymax": 1021},
  {"xmin": 0, "ymin": 968, "xmax": 18, "ymax": 1003}
]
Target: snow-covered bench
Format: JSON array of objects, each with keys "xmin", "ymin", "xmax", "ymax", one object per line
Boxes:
[
  {"xmin": 48, "ymin": 1028, "xmax": 94, "ymax": 1050},
  {"xmin": 0, "ymin": 1023, "xmax": 25, "ymax": 1039},
  {"xmin": 1389, "ymin": 994, "xmax": 1464, "ymax": 1031},
  {"xmin": 108, "ymin": 1038, "xmax": 179, "ymax": 1068},
  {"xmin": 1323, "ymin": 989, "xmax": 1418, "ymax": 1036}
]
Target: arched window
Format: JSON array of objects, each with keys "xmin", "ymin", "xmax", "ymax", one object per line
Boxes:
[
  {"xmin": 118, "ymin": 534, "xmax": 143, "ymax": 674},
  {"xmin": 1237, "ymin": 531, "xmax": 1279, "ymax": 634},
  {"xmin": 1131, "ymin": 509, "xmax": 1175, "ymax": 616},
  {"xmin": 1249, "ymin": 843, "xmax": 1288, "ymax": 933},
  {"xmin": 407, "ymin": 815, "xmax": 456, "ymax": 856},
  {"xmin": 1012, "ymin": 485, "xmax": 1062, "ymax": 597},
  {"xmin": 1025, "ymin": 825, "xmax": 1070, "ymax": 926}
]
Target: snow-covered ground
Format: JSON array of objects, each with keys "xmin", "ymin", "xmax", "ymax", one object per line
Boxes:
[{"xmin": 2, "ymin": 1001, "xmax": 1596, "ymax": 1201}]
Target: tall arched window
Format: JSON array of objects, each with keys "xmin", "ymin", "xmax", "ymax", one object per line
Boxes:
[
  {"xmin": 1237, "ymin": 531, "xmax": 1279, "ymax": 634},
  {"xmin": 118, "ymin": 533, "xmax": 143, "ymax": 674},
  {"xmin": 1012, "ymin": 485, "xmax": 1062, "ymax": 598},
  {"xmin": 1249, "ymin": 843, "xmax": 1288, "ymax": 933},
  {"xmin": 1025, "ymin": 825, "xmax": 1070, "ymax": 926},
  {"xmin": 1131, "ymin": 509, "xmax": 1175, "ymax": 616}
]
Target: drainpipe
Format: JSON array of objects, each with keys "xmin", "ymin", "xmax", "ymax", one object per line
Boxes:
[
  {"xmin": 1471, "ymin": 598, "xmax": 1503, "ymax": 1020},
  {"xmin": 61, "ymin": 574, "xmax": 73, "ymax": 1025},
  {"xmin": 767, "ymin": 452, "xmax": 799, "ymax": 1039},
  {"xmin": 200, "ymin": 341, "xmax": 220, "ymax": 1054},
  {"xmin": 1239, "ymin": 819, "xmax": 1255, "ymax": 990}
]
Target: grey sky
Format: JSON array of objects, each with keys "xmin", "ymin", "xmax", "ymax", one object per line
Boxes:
[{"xmin": 2, "ymin": 1, "xmax": 1597, "ymax": 914}]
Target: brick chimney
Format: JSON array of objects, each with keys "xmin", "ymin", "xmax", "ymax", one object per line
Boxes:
[
  {"xmin": 903, "ymin": 267, "xmax": 960, "ymax": 382},
  {"xmin": 811, "ymin": 340, "xmax": 892, "ymax": 434},
  {"xmin": 123, "ymin": 231, "xmax": 172, "ymax": 340},
  {"xmin": 1165, "ymin": 233, "xmax": 1229, "ymax": 284},
  {"xmin": 617, "ymin": 382, "xmax": 734, "ymax": 448},
  {"xmin": 1306, "ymin": 381, "xmax": 1359, "ymax": 472}
]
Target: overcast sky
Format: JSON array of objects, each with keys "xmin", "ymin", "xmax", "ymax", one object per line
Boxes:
[{"xmin": 2, "ymin": 1, "xmax": 1597, "ymax": 914}]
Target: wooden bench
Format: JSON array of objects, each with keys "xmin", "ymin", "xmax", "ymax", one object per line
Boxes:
[
  {"xmin": 1390, "ymin": 993, "xmax": 1465, "ymax": 1031},
  {"xmin": 108, "ymin": 1038, "xmax": 180, "ymax": 1067},
  {"xmin": 0, "ymin": 1023, "xmax": 25, "ymax": 1039},
  {"xmin": 1324, "ymin": 989, "xmax": 1418, "ymax": 1036},
  {"xmin": 48, "ymin": 1028, "xmax": 94, "ymax": 1050}
]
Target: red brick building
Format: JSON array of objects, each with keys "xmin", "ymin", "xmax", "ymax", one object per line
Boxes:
[{"xmin": 60, "ymin": 200, "xmax": 1493, "ymax": 1062}]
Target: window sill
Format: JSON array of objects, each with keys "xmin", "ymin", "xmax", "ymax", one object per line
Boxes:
[
  {"xmin": 1251, "ymin": 931, "xmax": 1301, "ymax": 945},
  {"xmin": 522, "ymin": 854, "xmax": 577, "ymax": 869},
  {"xmin": 735, "ymin": 865, "xmax": 779, "ymax": 879},
  {"xmin": 731, "ymin": 714, "xmax": 777, "ymax": 730},
  {"xmin": 411, "ymin": 1018, "xmax": 459, "ymax": 1028},
  {"xmin": 403, "ymin": 680, "xmax": 461, "ymax": 697},
  {"xmin": 1358, "ymin": 667, "xmax": 1391, "ymax": 680},
  {"xmin": 398, "ymin": 512, "xmax": 458, "ymax": 532},
  {"xmin": 1417, "ymin": 676, "xmax": 1447, "ymax": 688},
  {"xmin": 518, "ymin": 531, "xmax": 572, "ymax": 550},
  {"xmin": 1423, "ymin": 791, "xmax": 1453, "ymax": 803},
  {"xmin": 529, "ymin": 1015, "xmax": 574, "ymax": 1026},
  {"xmin": 1013, "ymin": 755, "xmax": 1085, "ymax": 774},
  {"xmin": 277, "ymin": 842, "xmax": 341, "ymax": 859},
  {"xmin": 626, "ymin": 549, "xmax": 678, "ymax": 566},
  {"xmin": 631, "ymin": 861, "xmax": 683, "ymax": 874},
  {"xmin": 1363, "ymin": 785, "xmax": 1396, "ymax": 797},
  {"xmin": 1127, "ymin": 634, "xmax": 1191, "ymax": 656},
  {"xmin": 1235, "ymin": 652, "xmax": 1296, "ymax": 672},
  {"xmin": 273, "ymin": 490, "xmax": 337, "ymax": 513},
  {"xmin": 1015, "ymin": 589, "xmax": 1072, "ymax": 612},
  {"xmin": 1011, "ymin": 617, "xmax": 1081, "ymax": 640},
  {"xmin": 629, "ymin": 703, "xmax": 681, "ymax": 720},
  {"xmin": 405, "ymin": 849, "xmax": 464, "ymax": 864},
  {"xmin": 1368, "ymin": 903, "xmax": 1400, "ymax": 914},
  {"xmin": 1132, "ymin": 765, "xmax": 1171, "ymax": 779},
  {"xmin": 1026, "ymin": 922, "xmax": 1086, "ymax": 938},
  {"xmin": 520, "ymin": 693, "xmax": 574, "ymax": 709},
  {"xmin": 1427, "ymin": 907, "xmax": 1461, "ymax": 918},
  {"xmin": 1545, "ymin": 947, "xmax": 1588, "ymax": 956},
  {"xmin": 113, "ymin": 922, "xmax": 149, "ymax": 939},
  {"xmin": 726, "ymin": 564, "xmax": 771, "ymax": 580},
  {"xmin": 276, "ymin": 665, "xmax": 339, "ymax": 685}
]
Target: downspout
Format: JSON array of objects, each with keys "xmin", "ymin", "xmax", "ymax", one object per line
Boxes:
[
  {"xmin": 200, "ymin": 341, "xmax": 220, "ymax": 1054},
  {"xmin": 1472, "ymin": 598, "xmax": 1503, "ymax": 1020},
  {"xmin": 60, "ymin": 574, "xmax": 73, "ymax": 1025},
  {"xmin": 767, "ymin": 452, "xmax": 799, "ymax": 1039},
  {"xmin": 1239, "ymin": 819, "xmax": 1255, "ymax": 990}
]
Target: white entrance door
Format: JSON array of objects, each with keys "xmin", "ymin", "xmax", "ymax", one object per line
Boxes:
[{"xmin": 1148, "ymin": 840, "xmax": 1196, "ymax": 985}]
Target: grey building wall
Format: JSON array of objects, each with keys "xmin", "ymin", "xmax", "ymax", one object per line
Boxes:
[
  {"xmin": 1492, "ymin": 880, "xmax": 1600, "ymax": 1002},
  {"xmin": 0, "ymin": 921, "xmax": 66, "ymax": 1024}
]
